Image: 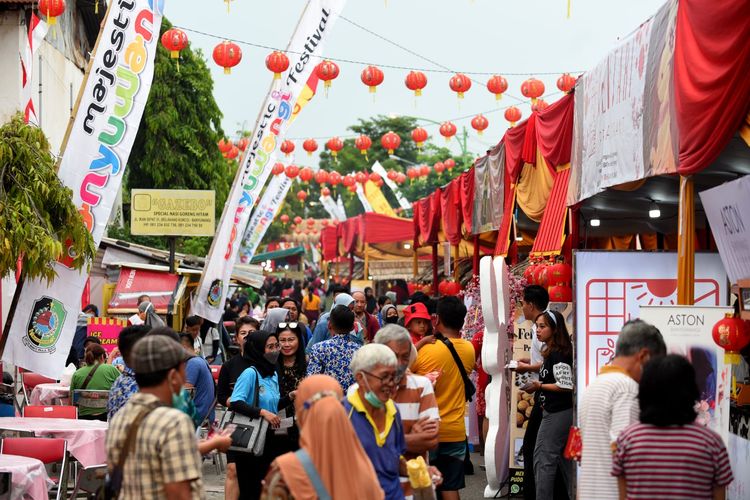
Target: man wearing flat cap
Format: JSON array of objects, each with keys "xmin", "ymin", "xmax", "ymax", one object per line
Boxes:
[{"xmin": 106, "ymin": 335, "xmax": 203, "ymax": 499}]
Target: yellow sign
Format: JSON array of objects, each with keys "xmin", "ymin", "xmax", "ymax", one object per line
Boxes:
[
  {"xmin": 364, "ymin": 180, "xmax": 396, "ymax": 217},
  {"xmin": 131, "ymin": 189, "xmax": 215, "ymax": 236}
]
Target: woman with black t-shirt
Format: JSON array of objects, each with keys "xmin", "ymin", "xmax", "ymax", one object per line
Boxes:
[{"xmin": 526, "ymin": 310, "xmax": 573, "ymax": 500}]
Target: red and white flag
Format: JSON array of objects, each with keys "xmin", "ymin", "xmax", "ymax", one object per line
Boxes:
[{"xmin": 20, "ymin": 13, "xmax": 48, "ymax": 125}]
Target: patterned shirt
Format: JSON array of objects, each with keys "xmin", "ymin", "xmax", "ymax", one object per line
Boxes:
[
  {"xmin": 107, "ymin": 367, "xmax": 138, "ymax": 420},
  {"xmin": 306, "ymin": 334, "xmax": 360, "ymax": 390},
  {"xmin": 612, "ymin": 422, "xmax": 733, "ymax": 499},
  {"xmin": 106, "ymin": 393, "xmax": 203, "ymax": 499}
]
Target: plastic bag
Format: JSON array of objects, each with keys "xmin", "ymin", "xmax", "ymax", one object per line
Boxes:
[{"xmin": 59, "ymin": 364, "xmax": 76, "ymax": 386}]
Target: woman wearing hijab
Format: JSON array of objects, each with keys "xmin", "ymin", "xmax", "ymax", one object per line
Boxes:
[
  {"xmin": 307, "ymin": 293, "xmax": 357, "ymax": 349},
  {"xmin": 137, "ymin": 301, "xmax": 165, "ymax": 328},
  {"xmin": 261, "ymin": 307, "xmax": 290, "ymax": 333},
  {"xmin": 230, "ymin": 330, "xmax": 284, "ymax": 499},
  {"xmin": 380, "ymin": 304, "xmax": 400, "ymax": 325},
  {"xmin": 261, "ymin": 375, "xmax": 384, "ymax": 500}
]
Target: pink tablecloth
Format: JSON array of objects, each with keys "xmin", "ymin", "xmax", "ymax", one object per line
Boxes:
[
  {"xmin": 29, "ymin": 383, "xmax": 70, "ymax": 406},
  {"xmin": 0, "ymin": 417, "xmax": 107, "ymax": 467},
  {"xmin": 0, "ymin": 454, "xmax": 52, "ymax": 500}
]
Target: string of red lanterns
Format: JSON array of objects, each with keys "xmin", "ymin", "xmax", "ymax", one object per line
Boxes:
[{"xmin": 361, "ymin": 65, "xmax": 385, "ymax": 94}]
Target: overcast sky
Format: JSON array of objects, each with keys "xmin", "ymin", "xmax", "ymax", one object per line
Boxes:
[{"xmin": 166, "ymin": 0, "xmax": 666, "ymax": 162}]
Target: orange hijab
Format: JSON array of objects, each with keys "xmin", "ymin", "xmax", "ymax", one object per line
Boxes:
[{"xmin": 273, "ymin": 375, "xmax": 384, "ymax": 500}]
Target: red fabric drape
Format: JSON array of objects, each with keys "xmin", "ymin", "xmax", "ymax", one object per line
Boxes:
[
  {"xmin": 440, "ymin": 181, "xmax": 463, "ymax": 245},
  {"xmin": 339, "ymin": 217, "xmax": 359, "ymax": 254},
  {"xmin": 494, "ymin": 170, "xmax": 515, "ymax": 257},
  {"xmin": 412, "ymin": 202, "xmax": 421, "ymax": 248},
  {"xmin": 522, "ymin": 113, "xmax": 537, "ymax": 164},
  {"xmin": 321, "ymin": 226, "xmax": 338, "ymax": 260},
  {"xmin": 361, "ymin": 213, "xmax": 413, "ymax": 244},
  {"xmin": 417, "ymin": 189, "xmax": 442, "ymax": 245},
  {"xmin": 504, "ymin": 121, "xmax": 528, "ymax": 181},
  {"xmin": 674, "ymin": 0, "xmax": 750, "ymax": 174},
  {"xmin": 530, "ymin": 168, "xmax": 571, "ymax": 256},
  {"xmin": 460, "ymin": 168, "xmax": 475, "ymax": 235},
  {"xmin": 536, "ymin": 93, "xmax": 575, "ymax": 168}
]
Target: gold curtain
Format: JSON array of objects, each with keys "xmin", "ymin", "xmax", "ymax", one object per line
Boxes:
[
  {"xmin": 516, "ymin": 150, "xmax": 555, "ymax": 222},
  {"xmin": 677, "ymin": 176, "xmax": 695, "ymax": 305}
]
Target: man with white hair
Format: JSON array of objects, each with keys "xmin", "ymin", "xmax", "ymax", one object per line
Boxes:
[{"xmin": 346, "ymin": 344, "xmax": 407, "ymax": 500}]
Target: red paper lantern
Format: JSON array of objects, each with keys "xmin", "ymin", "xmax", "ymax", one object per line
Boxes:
[
  {"xmin": 439, "ymin": 121, "xmax": 457, "ymax": 142},
  {"xmin": 355, "ymin": 134, "xmax": 372, "ymax": 159},
  {"xmin": 213, "ymin": 41, "xmax": 242, "ymax": 74},
  {"xmin": 387, "ymin": 170, "xmax": 398, "ymax": 181},
  {"xmin": 405, "ymin": 71, "xmax": 428, "ymax": 97},
  {"xmin": 523, "ymin": 264, "xmax": 537, "ymax": 284},
  {"xmin": 326, "ymin": 137, "xmax": 343, "ymax": 159},
  {"xmin": 532, "ymin": 99, "xmax": 549, "ymax": 113},
  {"xmin": 434, "ymin": 161, "xmax": 446, "ymax": 174},
  {"xmin": 347, "ymin": 185, "xmax": 357, "ymax": 193},
  {"xmin": 307, "ymin": 218, "xmax": 315, "ymax": 227},
  {"xmin": 161, "ymin": 28, "xmax": 188, "ymax": 59},
  {"xmin": 271, "ymin": 162, "xmax": 285, "ymax": 176},
  {"xmin": 303, "ymin": 138, "xmax": 318, "ymax": 156},
  {"xmin": 328, "ymin": 171, "xmax": 342, "ymax": 186},
  {"xmin": 548, "ymin": 285, "xmax": 572, "ymax": 303},
  {"xmin": 411, "ymin": 127, "xmax": 428, "ymax": 149},
  {"xmin": 39, "ymin": 0, "xmax": 65, "ymax": 25},
  {"xmin": 548, "ymin": 262, "xmax": 572, "ymax": 286},
  {"xmin": 355, "ymin": 172, "xmax": 368, "ymax": 184},
  {"xmin": 396, "ymin": 173, "xmax": 407, "ymax": 184},
  {"xmin": 712, "ymin": 315, "xmax": 750, "ymax": 363},
  {"xmin": 299, "ymin": 167, "xmax": 314, "ymax": 183},
  {"xmin": 439, "ymin": 280, "xmax": 462, "ymax": 296},
  {"xmin": 236, "ymin": 137, "xmax": 249, "ymax": 151},
  {"xmin": 361, "ymin": 65, "xmax": 384, "ymax": 93},
  {"xmin": 314, "ymin": 170, "xmax": 329, "ymax": 184},
  {"xmin": 369, "ymin": 173, "xmax": 382, "ymax": 183},
  {"xmin": 285, "ymin": 164, "xmax": 300, "ymax": 179},
  {"xmin": 265, "ymin": 51, "xmax": 289, "ymax": 80},
  {"xmin": 557, "ymin": 73, "xmax": 577, "ymax": 94},
  {"xmin": 449, "ymin": 73, "xmax": 472, "ymax": 99},
  {"xmin": 280, "ymin": 214, "xmax": 290, "ymax": 224},
  {"xmin": 534, "ymin": 265, "xmax": 549, "ymax": 288},
  {"xmin": 342, "ymin": 175, "xmax": 355, "ymax": 187},
  {"xmin": 407, "ymin": 282, "xmax": 420, "ymax": 295},
  {"xmin": 504, "ymin": 106, "xmax": 522, "ymax": 127},
  {"xmin": 444, "ymin": 158, "xmax": 456, "ymax": 170},
  {"xmin": 294, "ymin": 216, "xmax": 303, "ymax": 225},
  {"xmin": 297, "ymin": 190, "xmax": 308, "ymax": 201},
  {"xmin": 521, "ymin": 78, "xmax": 545, "ymax": 104},
  {"xmin": 280, "ymin": 140, "xmax": 295, "ymax": 157},
  {"xmin": 419, "ymin": 164, "xmax": 430, "ymax": 177},
  {"xmin": 321, "ymin": 187, "xmax": 331, "ymax": 197},
  {"xmin": 487, "ymin": 75, "xmax": 508, "ymax": 100},
  {"xmin": 471, "ymin": 114, "xmax": 489, "ymax": 135},
  {"xmin": 217, "ymin": 138, "xmax": 233, "ymax": 153},
  {"xmin": 376, "ymin": 178, "xmax": 384, "ymax": 187},
  {"xmin": 407, "ymin": 168, "xmax": 419, "ymax": 180},
  {"xmin": 381, "ymin": 131, "xmax": 401, "ymax": 154},
  {"xmin": 224, "ymin": 146, "xmax": 239, "ymax": 160},
  {"xmin": 315, "ymin": 60, "xmax": 340, "ymax": 91}
]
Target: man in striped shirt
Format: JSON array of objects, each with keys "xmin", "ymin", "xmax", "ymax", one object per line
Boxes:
[
  {"xmin": 374, "ymin": 324, "xmax": 440, "ymax": 497},
  {"xmin": 578, "ymin": 319, "xmax": 666, "ymax": 500}
]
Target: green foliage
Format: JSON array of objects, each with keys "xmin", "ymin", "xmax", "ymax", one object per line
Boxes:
[
  {"xmin": 111, "ymin": 17, "xmax": 230, "ymax": 257},
  {"xmin": 0, "ymin": 113, "xmax": 96, "ymax": 282}
]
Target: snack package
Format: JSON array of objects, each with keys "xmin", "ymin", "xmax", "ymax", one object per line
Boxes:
[{"xmin": 406, "ymin": 456, "xmax": 436, "ymax": 500}]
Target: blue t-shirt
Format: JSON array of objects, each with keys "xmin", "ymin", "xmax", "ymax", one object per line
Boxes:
[
  {"xmin": 185, "ymin": 357, "xmax": 216, "ymax": 423},
  {"xmin": 230, "ymin": 367, "xmax": 280, "ymax": 413}
]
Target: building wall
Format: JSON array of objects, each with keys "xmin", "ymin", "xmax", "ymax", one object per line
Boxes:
[{"xmin": 0, "ymin": 10, "xmax": 23, "ymax": 123}]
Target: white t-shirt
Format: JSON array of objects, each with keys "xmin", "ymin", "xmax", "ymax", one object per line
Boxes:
[{"xmin": 530, "ymin": 324, "xmax": 544, "ymax": 382}]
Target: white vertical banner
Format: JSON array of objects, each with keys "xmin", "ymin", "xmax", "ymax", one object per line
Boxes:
[
  {"xmin": 192, "ymin": 0, "xmax": 346, "ymax": 323},
  {"xmin": 320, "ymin": 195, "xmax": 343, "ymax": 221},
  {"xmin": 20, "ymin": 13, "xmax": 48, "ymax": 125},
  {"xmin": 237, "ymin": 176, "xmax": 293, "ymax": 264},
  {"xmin": 371, "ymin": 161, "xmax": 411, "ymax": 210},
  {"xmin": 355, "ymin": 183, "xmax": 373, "ymax": 212},
  {"xmin": 4, "ymin": 0, "xmax": 164, "ymax": 378},
  {"xmin": 335, "ymin": 195, "xmax": 347, "ymax": 220}
]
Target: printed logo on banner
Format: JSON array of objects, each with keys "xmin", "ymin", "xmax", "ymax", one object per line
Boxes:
[
  {"xmin": 207, "ymin": 279, "xmax": 223, "ymax": 308},
  {"xmin": 22, "ymin": 297, "xmax": 67, "ymax": 354}
]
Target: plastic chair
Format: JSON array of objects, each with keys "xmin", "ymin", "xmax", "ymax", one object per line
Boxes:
[
  {"xmin": 22, "ymin": 405, "xmax": 78, "ymax": 419},
  {"xmin": 1, "ymin": 437, "xmax": 69, "ymax": 500},
  {"xmin": 20, "ymin": 372, "xmax": 56, "ymax": 407}
]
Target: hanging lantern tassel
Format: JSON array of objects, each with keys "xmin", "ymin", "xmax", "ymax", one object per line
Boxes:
[
  {"xmin": 567, "ymin": 0, "xmax": 571, "ymax": 18},
  {"xmin": 225, "ymin": 0, "xmax": 231, "ymax": 13},
  {"xmin": 95, "ymin": 0, "xmax": 98, "ymax": 15}
]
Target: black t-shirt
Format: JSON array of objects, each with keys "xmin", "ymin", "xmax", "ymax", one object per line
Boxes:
[
  {"xmin": 538, "ymin": 350, "xmax": 574, "ymax": 413},
  {"xmin": 216, "ymin": 355, "xmax": 254, "ymax": 407}
]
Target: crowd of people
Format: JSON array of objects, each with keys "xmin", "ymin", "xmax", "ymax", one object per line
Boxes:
[{"xmin": 55, "ymin": 276, "xmax": 733, "ymax": 499}]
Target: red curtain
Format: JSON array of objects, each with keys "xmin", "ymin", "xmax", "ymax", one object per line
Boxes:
[
  {"xmin": 522, "ymin": 113, "xmax": 537, "ymax": 164},
  {"xmin": 339, "ymin": 217, "xmax": 359, "ymax": 254},
  {"xmin": 417, "ymin": 189, "xmax": 442, "ymax": 245},
  {"xmin": 459, "ymin": 168, "xmax": 475, "ymax": 235},
  {"xmin": 536, "ymin": 93, "xmax": 575, "ymax": 168},
  {"xmin": 504, "ymin": 120, "xmax": 527, "ymax": 181},
  {"xmin": 412, "ymin": 202, "xmax": 421, "ymax": 248},
  {"xmin": 494, "ymin": 170, "xmax": 515, "ymax": 257},
  {"xmin": 321, "ymin": 226, "xmax": 338, "ymax": 260},
  {"xmin": 674, "ymin": 0, "xmax": 750, "ymax": 174},
  {"xmin": 530, "ymin": 168, "xmax": 571, "ymax": 256},
  {"xmin": 361, "ymin": 213, "xmax": 413, "ymax": 244},
  {"xmin": 440, "ymin": 181, "xmax": 463, "ymax": 245}
]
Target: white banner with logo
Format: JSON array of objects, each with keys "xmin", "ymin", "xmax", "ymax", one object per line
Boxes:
[
  {"xmin": 371, "ymin": 161, "xmax": 411, "ymax": 210},
  {"xmin": 699, "ymin": 176, "xmax": 750, "ymax": 284},
  {"xmin": 192, "ymin": 0, "xmax": 346, "ymax": 323},
  {"xmin": 4, "ymin": 0, "xmax": 163, "ymax": 378},
  {"xmin": 237, "ymin": 176, "xmax": 293, "ymax": 264}
]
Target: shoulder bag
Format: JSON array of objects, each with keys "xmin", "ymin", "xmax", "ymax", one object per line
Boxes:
[
  {"xmin": 225, "ymin": 368, "xmax": 269, "ymax": 455},
  {"xmin": 437, "ymin": 335, "xmax": 476, "ymax": 402},
  {"xmin": 295, "ymin": 449, "xmax": 332, "ymax": 500}
]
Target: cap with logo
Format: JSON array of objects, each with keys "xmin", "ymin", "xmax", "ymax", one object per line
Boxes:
[
  {"xmin": 403, "ymin": 302, "xmax": 431, "ymax": 328},
  {"xmin": 131, "ymin": 335, "xmax": 191, "ymax": 375}
]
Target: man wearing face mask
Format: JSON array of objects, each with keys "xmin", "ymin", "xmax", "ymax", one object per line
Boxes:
[{"xmin": 106, "ymin": 335, "xmax": 204, "ymax": 499}]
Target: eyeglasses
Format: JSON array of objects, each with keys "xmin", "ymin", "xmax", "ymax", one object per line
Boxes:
[
  {"xmin": 278, "ymin": 322, "xmax": 299, "ymax": 329},
  {"xmin": 362, "ymin": 370, "xmax": 398, "ymax": 385}
]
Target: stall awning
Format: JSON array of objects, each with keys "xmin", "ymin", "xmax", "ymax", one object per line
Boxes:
[
  {"xmin": 249, "ymin": 246, "xmax": 305, "ymax": 264},
  {"xmin": 107, "ymin": 267, "xmax": 185, "ymax": 315},
  {"xmin": 530, "ymin": 168, "xmax": 571, "ymax": 256}
]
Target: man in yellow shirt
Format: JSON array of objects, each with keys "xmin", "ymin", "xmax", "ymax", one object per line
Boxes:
[{"xmin": 412, "ymin": 296, "xmax": 475, "ymax": 500}]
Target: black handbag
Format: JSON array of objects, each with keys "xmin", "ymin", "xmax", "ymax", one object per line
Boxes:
[
  {"xmin": 224, "ymin": 368, "xmax": 269, "ymax": 456},
  {"xmin": 437, "ymin": 335, "xmax": 476, "ymax": 402}
]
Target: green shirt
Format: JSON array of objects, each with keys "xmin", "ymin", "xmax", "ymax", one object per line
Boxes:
[{"xmin": 70, "ymin": 363, "xmax": 121, "ymax": 416}]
